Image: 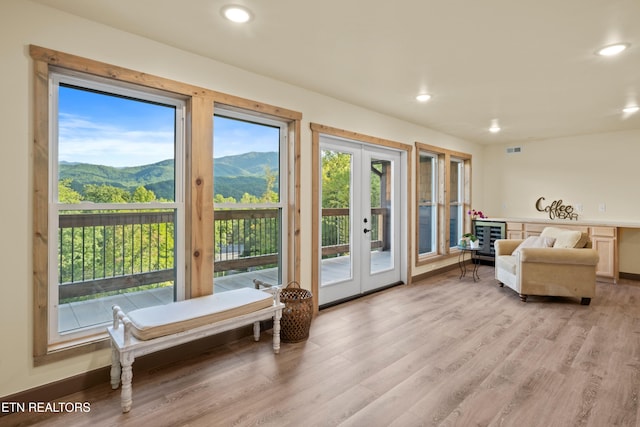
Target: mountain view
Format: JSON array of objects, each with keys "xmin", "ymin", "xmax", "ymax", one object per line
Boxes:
[{"xmin": 59, "ymin": 151, "xmax": 279, "ymax": 201}]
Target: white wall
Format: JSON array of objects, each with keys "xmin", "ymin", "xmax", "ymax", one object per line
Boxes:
[
  {"xmin": 1, "ymin": 0, "xmax": 483, "ymax": 397},
  {"xmin": 483, "ymin": 129, "xmax": 640, "ymax": 273}
]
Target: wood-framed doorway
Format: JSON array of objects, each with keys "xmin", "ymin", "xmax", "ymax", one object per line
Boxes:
[{"xmin": 310, "ymin": 123, "xmax": 413, "ymax": 311}]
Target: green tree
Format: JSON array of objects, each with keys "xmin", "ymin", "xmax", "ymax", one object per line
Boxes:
[
  {"xmin": 321, "ymin": 150, "xmax": 351, "ymax": 208},
  {"xmin": 214, "ymin": 194, "xmax": 236, "ymax": 204},
  {"xmin": 84, "ymin": 184, "xmax": 130, "ymax": 203},
  {"xmin": 261, "ymin": 166, "xmax": 278, "ymax": 203},
  {"xmin": 132, "ymin": 186, "xmax": 157, "ymax": 202},
  {"xmin": 58, "ymin": 179, "xmax": 82, "ymax": 203},
  {"xmin": 240, "ymin": 193, "xmax": 260, "ymax": 204}
]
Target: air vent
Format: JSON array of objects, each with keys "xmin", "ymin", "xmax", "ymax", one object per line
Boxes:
[{"xmin": 506, "ymin": 146, "xmax": 522, "ymax": 154}]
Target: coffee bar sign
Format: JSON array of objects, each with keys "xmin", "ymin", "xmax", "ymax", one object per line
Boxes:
[{"xmin": 535, "ymin": 197, "xmax": 578, "ymax": 221}]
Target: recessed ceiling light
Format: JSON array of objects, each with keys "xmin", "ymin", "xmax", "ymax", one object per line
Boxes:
[
  {"xmin": 623, "ymin": 105, "xmax": 639, "ymax": 114},
  {"xmin": 489, "ymin": 125, "xmax": 501, "ymax": 133},
  {"xmin": 595, "ymin": 43, "xmax": 630, "ymax": 56},
  {"xmin": 221, "ymin": 5, "xmax": 252, "ymax": 23},
  {"xmin": 416, "ymin": 94, "xmax": 431, "ymax": 102}
]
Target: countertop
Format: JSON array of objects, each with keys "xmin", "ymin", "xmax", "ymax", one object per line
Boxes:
[{"xmin": 478, "ymin": 217, "xmax": 640, "ymax": 229}]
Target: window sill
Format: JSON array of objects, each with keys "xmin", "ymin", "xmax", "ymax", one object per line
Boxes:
[
  {"xmin": 35, "ymin": 333, "xmax": 110, "ymax": 367},
  {"xmin": 416, "ymin": 252, "xmax": 458, "ymax": 267}
]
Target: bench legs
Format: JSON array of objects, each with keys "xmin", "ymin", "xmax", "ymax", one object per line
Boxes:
[
  {"xmin": 253, "ymin": 321, "xmax": 260, "ymax": 341},
  {"xmin": 110, "ymin": 308, "xmax": 283, "ymax": 413},
  {"xmin": 252, "ymin": 309, "xmax": 282, "ymax": 354},
  {"xmin": 110, "ymin": 347, "xmax": 121, "ymax": 390},
  {"xmin": 120, "ymin": 352, "xmax": 135, "ymax": 413},
  {"xmin": 273, "ymin": 308, "xmax": 282, "ymax": 354},
  {"xmin": 110, "ymin": 345, "xmax": 135, "ymax": 413}
]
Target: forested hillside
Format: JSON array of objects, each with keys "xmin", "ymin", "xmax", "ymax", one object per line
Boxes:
[{"xmin": 59, "ymin": 152, "xmax": 279, "ymax": 201}]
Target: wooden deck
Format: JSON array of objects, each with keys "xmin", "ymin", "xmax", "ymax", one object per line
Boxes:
[{"xmin": 59, "ymin": 252, "xmax": 391, "ymax": 332}]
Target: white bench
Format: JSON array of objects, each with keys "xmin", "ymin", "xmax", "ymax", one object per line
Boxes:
[{"xmin": 108, "ymin": 288, "xmax": 284, "ymax": 413}]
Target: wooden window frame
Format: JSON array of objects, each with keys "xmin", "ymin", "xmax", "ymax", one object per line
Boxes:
[
  {"xmin": 212, "ymin": 107, "xmax": 291, "ymax": 284},
  {"xmin": 30, "ymin": 45, "xmax": 301, "ymax": 365},
  {"xmin": 415, "ymin": 142, "xmax": 471, "ymax": 266}
]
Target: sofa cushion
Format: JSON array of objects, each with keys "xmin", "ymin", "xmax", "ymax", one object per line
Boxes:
[
  {"xmin": 540, "ymin": 227, "xmax": 585, "ymax": 248},
  {"xmin": 496, "ymin": 255, "xmax": 518, "ymax": 275},
  {"xmin": 513, "ymin": 236, "xmax": 556, "ymax": 255}
]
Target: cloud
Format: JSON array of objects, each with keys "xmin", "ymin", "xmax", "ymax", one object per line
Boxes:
[
  {"xmin": 58, "ymin": 113, "xmax": 281, "ymax": 166},
  {"xmin": 58, "ymin": 113, "xmax": 174, "ymax": 167}
]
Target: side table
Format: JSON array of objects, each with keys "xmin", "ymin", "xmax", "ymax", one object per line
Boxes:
[{"xmin": 456, "ymin": 246, "xmax": 480, "ymax": 281}]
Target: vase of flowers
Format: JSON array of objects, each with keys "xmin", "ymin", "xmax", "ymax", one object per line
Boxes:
[
  {"xmin": 468, "ymin": 209, "xmax": 486, "ymax": 220},
  {"xmin": 463, "ymin": 233, "xmax": 479, "ymax": 249}
]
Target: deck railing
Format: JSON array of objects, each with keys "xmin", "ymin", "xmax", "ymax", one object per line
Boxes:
[
  {"xmin": 58, "ymin": 210, "xmax": 176, "ymax": 301},
  {"xmin": 214, "ymin": 208, "xmax": 280, "ymax": 273},
  {"xmin": 58, "ymin": 207, "xmax": 388, "ymax": 300},
  {"xmin": 321, "ymin": 208, "xmax": 385, "ymax": 256}
]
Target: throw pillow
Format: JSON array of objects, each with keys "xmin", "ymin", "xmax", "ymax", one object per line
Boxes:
[
  {"xmin": 513, "ymin": 236, "xmax": 556, "ymax": 255},
  {"xmin": 540, "ymin": 227, "xmax": 583, "ymax": 248}
]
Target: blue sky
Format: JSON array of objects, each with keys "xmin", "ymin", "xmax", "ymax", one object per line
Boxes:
[
  {"xmin": 58, "ymin": 85, "xmax": 278, "ymax": 168},
  {"xmin": 213, "ymin": 116, "xmax": 279, "ymax": 159}
]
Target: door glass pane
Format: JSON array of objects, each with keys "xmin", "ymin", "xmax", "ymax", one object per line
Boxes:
[
  {"xmin": 370, "ymin": 158, "xmax": 393, "ymax": 273},
  {"xmin": 321, "ymin": 149, "xmax": 352, "ymax": 285}
]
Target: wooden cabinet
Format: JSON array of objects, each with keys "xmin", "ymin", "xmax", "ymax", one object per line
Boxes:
[
  {"xmin": 523, "ymin": 223, "xmax": 545, "ymax": 237},
  {"xmin": 506, "ymin": 222, "xmax": 524, "ymax": 239},
  {"xmin": 590, "ymin": 227, "xmax": 617, "ymax": 283},
  {"xmin": 524, "ymin": 223, "xmax": 589, "ymax": 238}
]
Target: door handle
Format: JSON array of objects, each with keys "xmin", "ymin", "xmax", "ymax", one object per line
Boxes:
[{"xmin": 363, "ymin": 228, "xmax": 371, "ymax": 234}]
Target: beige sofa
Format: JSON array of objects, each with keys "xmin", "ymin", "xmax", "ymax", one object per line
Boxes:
[{"xmin": 494, "ymin": 227, "xmax": 599, "ymax": 305}]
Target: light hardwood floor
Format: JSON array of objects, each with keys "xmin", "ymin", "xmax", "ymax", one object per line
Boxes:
[{"xmin": 5, "ymin": 267, "xmax": 640, "ymax": 427}]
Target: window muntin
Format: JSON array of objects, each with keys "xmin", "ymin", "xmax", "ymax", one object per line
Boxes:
[
  {"xmin": 212, "ymin": 109, "xmax": 288, "ymax": 289},
  {"xmin": 49, "ymin": 71, "xmax": 185, "ymax": 343}
]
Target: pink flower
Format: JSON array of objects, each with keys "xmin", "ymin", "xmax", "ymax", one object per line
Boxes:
[{"xmin": 468, "ymin": 209, "xmax": 487, "ymax": 219}]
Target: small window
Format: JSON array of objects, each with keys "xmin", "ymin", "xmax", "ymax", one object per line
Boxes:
[
  {"xmin": 417, "ymin": 152, "xmax": 437, "ymax": 255},
  {"xmin": 449, "ymin": 158, "xmax": 464, "ymax": 248},
  {"xmin": 416, "ymin": 143, "xmax": 471, "ymax": 262}
]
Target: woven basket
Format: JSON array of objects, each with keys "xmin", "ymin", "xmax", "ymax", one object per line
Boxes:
[{"xmin": 279, "ymin": 281, "xmax": 313, "ymax": 343}]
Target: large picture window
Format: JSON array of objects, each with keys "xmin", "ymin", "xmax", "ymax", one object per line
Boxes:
[
  {"xmin": 49, "ymin": 70, "xmax": 185, "ymax": 344},
  {"xmin": 31, "ymin": 45, "xmax": 301, "ymax": 363},
  {"xmin": 416, "ymin": 143, "xmax": 471, "ymax": 262}
]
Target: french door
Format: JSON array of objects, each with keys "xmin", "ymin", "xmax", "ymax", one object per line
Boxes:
[{"xmin": 319, "ymin": 136, "xmax": 403, "ymax": 306}]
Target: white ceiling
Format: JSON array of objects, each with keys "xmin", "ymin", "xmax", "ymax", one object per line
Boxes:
[{"xmin": 33, "ymin": 0, "xmax": 640, "ymax": 144}]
